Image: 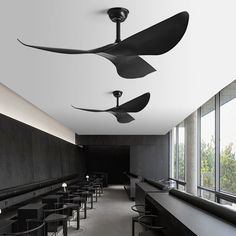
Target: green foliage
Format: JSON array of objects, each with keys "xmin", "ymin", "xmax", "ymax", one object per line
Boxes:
[
  {"xmin": 201, "ymin": 137, "xmax": 215, "ymax": 188},
  {"xmin": 220, "ymin": 143, "xmax": 236, "ymax": 194},
  {"xmin": 201, "ymin": 137, "xmax": 236, "ymax": 195}
]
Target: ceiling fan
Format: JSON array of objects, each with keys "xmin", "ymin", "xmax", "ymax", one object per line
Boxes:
[
  {"xmin": 71, "ymin": 91, "xmax": 150, "ymax": 123},
  {"xmin": 18, "ymin": 8, "xmax": 189, "ymax": 79}
]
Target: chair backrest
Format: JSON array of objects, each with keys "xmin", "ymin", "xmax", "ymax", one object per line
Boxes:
[
  {"xmin": 169, "ymin": 188, "xmax": 236, "ymax": 226},
  {"xmin": 0, "ymin": 220, "xmax": 45, "ymax": 236}
]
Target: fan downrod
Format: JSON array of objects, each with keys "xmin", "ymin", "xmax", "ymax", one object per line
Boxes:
[
  {"xmin": 107, "ymin": 7, "xmax": 129, "ymax": 43},
  {"xmin": 113, "ymin": 90, "xmax": 123, "ymax": 107}
]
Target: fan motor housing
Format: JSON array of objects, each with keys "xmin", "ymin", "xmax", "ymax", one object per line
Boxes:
[{"xmin": 107, "ymin": 7, "xmax": 129, "ymax": 22}]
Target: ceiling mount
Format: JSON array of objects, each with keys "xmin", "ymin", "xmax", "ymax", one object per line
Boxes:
[
  {"xmin": 112, "ymin": 90, "xmax": 123, "ymax": 107},
  {"xmin": 107, "ymin": 7, "xmax": 129, "ymax": 23}
]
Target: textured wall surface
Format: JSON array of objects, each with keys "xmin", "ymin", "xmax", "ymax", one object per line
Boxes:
[
  {"xmin": 130, "ymin": 134, "xmax": 169, "ymax": 180},
  {"xmin": 0, "ymin": 114, "xmax": 86, "ymax": 190},
  {"xmin": 85, "ymin": 146, "xmax": 130, "ymax": 184}
]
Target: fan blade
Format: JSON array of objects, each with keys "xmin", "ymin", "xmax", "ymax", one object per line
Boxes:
[
  {"xmin": 112, "ymin": 92, "xmax": 150, "ymax": 113},
  {"xmin": 18, "ymin": 39, "xmax": 115, "ymax": 54},
  {"xmin": 108, "ymin": 111, "xmax": 135, "ymax": 123},
  {"xmin": 98, "ymin": 53, "xmax": 156, "ymax": 78},
  {"xmin": 105, "ymin": 11, "xmax": 189, "ymax": 56},
  {"xmin": 71, "ymin": 105, "xmax": 105, "ymax": 112}
]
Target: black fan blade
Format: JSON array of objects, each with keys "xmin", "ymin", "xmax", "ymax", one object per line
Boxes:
[
  {"xmin": 108, "ymin": 111, "xmax": 135, "ymax": 123},
  {"xmin": 106, "ymin": 11, "xmax": 189, "ymax": 56},
  {"xmin": 98, "ymin": 53, "xmax": 155, "ymax": 78},
  {"xmin": 111, "ymin": 92, "xmax": 150, "ymax": 113},
  {"xmin": 18, "ymin": 39, "xmax": 115, "ymax": 54},
  {"xmin": 71, "ymin": 105, "xmax": 105, "ymax": 112},
  {"xmin": 72, "ymin": 105, "xmax": 134, "ymax": 123}
]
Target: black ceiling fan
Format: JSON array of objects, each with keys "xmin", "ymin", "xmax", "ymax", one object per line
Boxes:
[
  {"xmin": 71, "ymin": 91, "xmax": 150, "ymax": 123},
  {"xmin": 18, "ymin": 8, "xmax": 189, "ymax": 79}
]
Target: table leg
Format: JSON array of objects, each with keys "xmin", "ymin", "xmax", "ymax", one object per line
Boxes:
[
  {"xmin": 84, "ymin": 202, "xmax": 87, "ymax": 219},
  {"xmin": 91, "ymin": 194, "xmax": 93, "ymax": 209},
  {"xmin": 63, "ymin": 219, "xmax": 67, "ymax": 236},
  {"xmin": 77, "ymin": 207, "xmax": 80, "ymax": 230}
]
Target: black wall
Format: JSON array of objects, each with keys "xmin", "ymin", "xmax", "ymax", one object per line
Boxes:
[
  {"xmin": 77, "ymin": 134, "xmax": 170, "ymax": 181},
  {"xmin": 85, "ymin": 146, "xmax": 130, "ymax": 184},
  {"xmin": 130, "ymin": 134, "xmax": 169, "ymax": 180},
  {"xmin": 0, "ymin": 114, "xmax": 86, "ymax": 190}
]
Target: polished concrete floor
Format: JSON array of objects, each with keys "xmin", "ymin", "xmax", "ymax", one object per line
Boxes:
[{"xmin": 68, "ymin": 185, "xmax": 140, "ymax": 236}]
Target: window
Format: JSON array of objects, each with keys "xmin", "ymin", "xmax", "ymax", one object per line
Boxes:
[
  {"xmin": 200, "ymin": 97, "xmax": 215, "ymax": 190},
  {"xmin": 178, "ymin": 123, "xmax": 185, "ymax": 181},
  {"xmin": 220, "ymin": 82, "xmax": 236, "ymax": 195},
  {"xmin": 198, "ymin": 80, "xmax": 236, "ymax": 205},
  {"xmin": 170, "ymin": 123, "xmax": 186, "ymax": 189},
  {"xmin": 171, "ymin": 127, "xmax": 177, "ymax": 179}
]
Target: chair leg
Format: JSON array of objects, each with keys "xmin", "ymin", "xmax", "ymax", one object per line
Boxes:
[{"xmin": 132, "ymin": 219, "xmax": 135, "ymax": 236}]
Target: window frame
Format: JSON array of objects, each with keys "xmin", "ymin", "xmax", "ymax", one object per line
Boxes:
[
  {"xmin": 198, "ymin": 91, "xmax": 236, "ymax": 205},
  {"xmin": 169, "ymin": 124, "xmax": 186, "ymax": 190}
]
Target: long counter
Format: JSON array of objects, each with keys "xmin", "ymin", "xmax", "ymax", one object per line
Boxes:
[{"xmin": 146, "ymin": 192, "xmax": 236, "ymax": 236}]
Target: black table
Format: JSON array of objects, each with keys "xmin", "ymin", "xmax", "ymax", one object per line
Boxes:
[
  {"xmin": 44, "ymin": 213, "xmax": 67, "ymax": 236},
  {"xmin": 72, "ymin": 196, "xmax": 87, "ymax": 219},
  {"xmin": 78, "ymin": 191, "xmax": 93, "ymax": 209},
  {"xmin": 64, "ymin": 203, "xmax": 80, "ymax": 230},
  {"xmin": 17, "ymin": 203, "xmax": 46, "ymax": 232},
  {"xmin": 147, "ymin": 192, "xmax": 236, "ymax": 236},
  {"xmin": 42, "ymin": 195, "xmax": 62, "ymax": 209}
]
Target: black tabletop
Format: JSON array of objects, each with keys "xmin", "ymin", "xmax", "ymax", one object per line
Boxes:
[
  {"xmin": 42, "ymin": 195, "xmax": 62, "ymax": 200},
  {"xmin": 147, "ymin": 192, "xmax": 236, "ymax": 236},
  {"xmin": 18, "ymin": 203, "xmax": 46, "ymax": 210}
]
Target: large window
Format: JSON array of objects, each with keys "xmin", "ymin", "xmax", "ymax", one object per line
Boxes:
[
  {"xmin": 198, "ymin": 80, "xmax": 236, "ymax": 208},
  {"xmin": 220, "ymin": 82, "xmax": 236, "ymax": 195},
  {"xmin": 170, "ymin": 123, "xmax": 186, "ymax": 189},
  {"xmin": 200, "ymin": 97, "xmax": 215, "ymax": 190},
  {"xmin": 178, "ymin": 123, "xmax": 185, "ymax": 181}
]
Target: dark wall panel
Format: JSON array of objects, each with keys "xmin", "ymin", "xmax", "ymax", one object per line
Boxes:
[
  {"xmin": 86, "ymin": 146, "xmax": 130, "ymax": 184},
  {"xmin": 130, "ymin": 134, "xmax": 169, "ymax": 180},
  {"xmin": 76, "ymin": 135, "xmax": 167, "ymax": 146},
  {"xmin": 0, "ymin": 114, "xmax": 86, "ymax": 190}
]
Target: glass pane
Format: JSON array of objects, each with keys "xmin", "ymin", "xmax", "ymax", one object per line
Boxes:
[
  {"xmin": 200, "ymin": 97, "xmax": 215, "ymax": 189},
  {"xmin": 220, "ymin": 81, "xmax": 236, "ymax": 195},
  {"xmin": 200, "ymin": 189, "xmax": 215, "ymax": 202},
  {"xmin": 220, "ymin": 199, "xmax": 236, "ymax": 210},
  {"xmin": 178, "ymin": 123, "xmax": 185, "ymax": 181},
  {"xmin": 171, "ymin": 128, "xmax": 177, "ymax": 179},
  {"xmin": 178, "ymin": 184, "xmax": 185, "ymax": 191}
]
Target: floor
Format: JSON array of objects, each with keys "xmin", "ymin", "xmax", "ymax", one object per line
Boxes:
[{"xmin": 68, "ymin": 185, "xmax": 140, "ymax": 236}]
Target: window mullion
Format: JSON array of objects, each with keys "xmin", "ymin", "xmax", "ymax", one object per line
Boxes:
[
  {"xmin": 215, "ymin": 94, "xmax": 220, "ymax": 202},
  {"xmin": 176, "ymin": 125, "xmax": 179, "ymax": 181}
]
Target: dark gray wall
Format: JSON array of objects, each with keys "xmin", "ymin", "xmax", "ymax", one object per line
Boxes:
[
  {"xmin": 76, "ymin": 135, "xmax": 166, "ymax": 145},
  {"xmin": 0, "ymin": 114, "xmax": 86, "ymax": 190},
  {"xmin": 130, "ymin": 134, "xmax": 169, "ymax": 180},
  {"xmin": 85, "ymin": 146, "xmax": 130, "ymax": 184},
  {"xmin": 77, "ymin": 134, "xmax": 169, "ymax": 181}
]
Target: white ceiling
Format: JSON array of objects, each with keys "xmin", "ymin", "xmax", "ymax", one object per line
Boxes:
[{"xmin": 1, "ymin": 0, "xmax": 236, "ymax": 135}]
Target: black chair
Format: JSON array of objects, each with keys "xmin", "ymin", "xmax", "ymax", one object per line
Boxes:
[
  {"xmin": 131, "ymin": 204, "xmax": 151, "ymax": 236},
  {"xmin": 43, "ymin": 207, "xmax": 68, "ymax": 236},
  {"xmin": 0, "ymin": 220, "xmax": 45, "ymax": 236},
  {"xmin": 138, "ymin": 215, "xmax": 165, "ymax": 236},
  {"xmin": 137, "ymin": 215, "xmax": 165, "ymax": 236}
]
